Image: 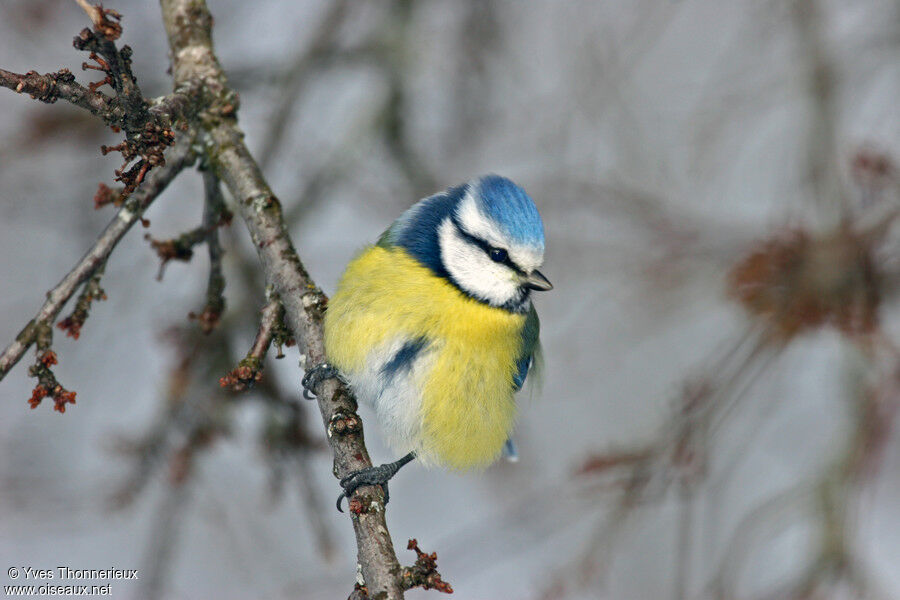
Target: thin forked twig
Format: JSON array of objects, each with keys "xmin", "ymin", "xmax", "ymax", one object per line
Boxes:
[
  {"xmin": 189, "ymin": 170, "xmax": 229, "ymax": 333},
  {"xmin": 0, "ymin": 138, "xmax": 194, "ymax": 381},
  {"xmin": 219, "ymin": 294, "xmax": 285, "ymax": 391},
  {"xmin": 0, "ymin": 67, "xmax": 121, "ymax": 123}
]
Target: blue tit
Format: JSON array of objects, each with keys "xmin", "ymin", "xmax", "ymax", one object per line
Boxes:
[{"xmin": 306, "ymin": 174, "xmax": 551, "ymax": 509}]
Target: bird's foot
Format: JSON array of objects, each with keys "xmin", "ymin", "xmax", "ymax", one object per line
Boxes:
[
  {"xmin": 301, "ymin": 363, "xmax": 341, "ymax": 400},
  {"xmin": 336, "ymin": 452, "xmax": 415, "ymax": 512}
]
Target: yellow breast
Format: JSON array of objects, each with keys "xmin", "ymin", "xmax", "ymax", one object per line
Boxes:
[{"xmin": 324, "ymin": 246, "xmax": 526, "ymax": 469}]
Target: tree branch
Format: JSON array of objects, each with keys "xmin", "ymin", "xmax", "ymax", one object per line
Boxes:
[
  {"xmin": 158, "ymin": 1, "xmax": 407, "ymax": 597},
  {"xmin": 219, "ymin": 293, "xmax": 284, "ymax": 391},
  {"xmin": 0, "ymin": 138, "xmax": 194, "ymax": 381},
  {"xmin": 191, "ymin": 170, "xmax": 228, "ymax": 333},
  {"xmin": 0, "ymin": 67, "xmax": 122, "ymax": 123}
]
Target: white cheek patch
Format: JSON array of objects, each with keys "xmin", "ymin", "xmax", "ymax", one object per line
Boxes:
[
  {"xmin": 456, "ymin": 187, "xmax": 544, "ymax": 273},
  {"xmin": 438, "ymin": 219, "xmax": 520, "ymax": 306}
]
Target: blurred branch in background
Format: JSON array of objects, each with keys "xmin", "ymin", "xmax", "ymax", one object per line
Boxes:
[
  {"xmin": 535, "ymin": 1, "xmax": 900, "ymax": 596},
  {"xmin": 250, "ymin": 0, "xmax": 440, "ymax": 226},
  {"xmin": 256, "ymin": 0, "xmax": 352, "ymax": 172}
]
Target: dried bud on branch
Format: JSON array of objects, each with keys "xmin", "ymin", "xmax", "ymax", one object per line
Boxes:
[
  {"xmin": 26, "ymin": 329, "xmax": 77, "ymax": 413},
  {"xmin": 93, "ymin": 182, "xmax": 124, "ymax": 209},
  {"xmin": 57, "ymin": 267, "xmax": 107, "ymax": 340},
  {"xmin": 69, "ymin": 9, "xmax": 176, "ymax": 202},
  {"xmin": 400, "ymin": 539, "xmax": 453, "ymax": 594},
  {"xmin": 74, "ymin": 0, "xmax": 123, "ymax": 41},
  {"xmin": 219, "ymin": 357, "xmax": 264, "ymax": 392},
  {"xmin": 219, "ymin": 298, "xmax": 287, "ymax": 391}
]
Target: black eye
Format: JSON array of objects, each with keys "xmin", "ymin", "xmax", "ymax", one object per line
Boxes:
[{"xmin": 489, "ymin": 247, "xmax": 508, "ymax": 263}]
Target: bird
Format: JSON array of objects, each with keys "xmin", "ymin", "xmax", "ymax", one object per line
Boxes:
[{"xmin": 303, "ymin": 174, "xmax": 551, "ymax": 510}]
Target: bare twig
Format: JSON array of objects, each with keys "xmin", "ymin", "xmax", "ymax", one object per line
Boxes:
[
  {"xmin": 147, "ymin": 82, "xmax": 205, "ymax": 127},
  {"xmin": 793, "ymin": 0, "xmax": 846, "ymax": 220},
  {"xmin": 145, "ymin": 173, "xmax": 230, "ymax": 282},
  {"xmin": 190, "ymin": 170, "xmax": 229, "ymax": 333},
  {"xmin": 0, "ymin": 139, "xmax": 194, "ymax": 381},
  {"xmin": 73, "ymin": 0, "xmax": 122, "ymax": 40},
  {"xmin": 68, "ymin": 10, "xmax": 179, "ymax": 198},
  {"xmin": 145, "ymin": 226, "xmax": 206, "ymax": 278},
  {"xmin": 57, "ymin": 264, "xmax": 107, "ymax": 340},
  {"xmin": 158, "ymin": 1, "xmax": 408, "ymax": 596},
  {"xmin": 219, "ymin": 294, "xmax": 284, "ymax": 391},
  {"xmin": 0, "ymin": 67, "xmax": 121, "ymax": 122},
  {"xmin": 2, "ymin": 3, "xmax": 201, "ymax": 212}
]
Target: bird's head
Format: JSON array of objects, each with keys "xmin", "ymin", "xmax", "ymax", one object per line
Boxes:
[{"xmin": 390, "ymin": 175, "xmax": 551, "ymax": 312}]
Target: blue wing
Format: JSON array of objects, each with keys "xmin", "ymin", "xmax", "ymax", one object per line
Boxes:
[
  {"xmin": 513, "ymin": 356, "xmax": 532, "ymax": 391},
  {"xmin": 502, "ymin": 438, "xmax": 519, "ymax": 462},
  {"xmin": 505, "ymin": 304, "xmax": 541, "ymax": 461},
  {"xmin": 513, "ymin": 303, "xmax": 541, "ymax": 391}
]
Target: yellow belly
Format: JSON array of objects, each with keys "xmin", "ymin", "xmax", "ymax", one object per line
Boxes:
[{"xmin": 324, "ymin": 246, "xmax": 526, "ymax": 469}]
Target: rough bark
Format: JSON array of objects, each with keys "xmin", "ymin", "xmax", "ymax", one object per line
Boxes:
[{"xmin": 157, "ymin": 1, "xmax": 406, "ymax": 596}]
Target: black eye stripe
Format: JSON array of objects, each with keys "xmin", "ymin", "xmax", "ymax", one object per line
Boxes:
[{"xmin": 449, "ymin": 217, "xmax": 525, "ymax": 275}]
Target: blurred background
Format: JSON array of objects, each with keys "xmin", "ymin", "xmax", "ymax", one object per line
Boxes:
[{"xmin": 1, "ymin": 1, "xmax": 899, "ymax": 598}]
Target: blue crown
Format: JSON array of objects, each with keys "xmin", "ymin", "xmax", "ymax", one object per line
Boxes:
[
  {"xmin": 473, "ymin": 175, "xmax": 544, "ymax": 250},
  {"xmin": 383, "ymin": 175, "xmax": 544, "ymax": 282}
]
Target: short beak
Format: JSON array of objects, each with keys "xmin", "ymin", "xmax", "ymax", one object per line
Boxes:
[{"xmin": 525, "ymin": 270, "xmax": 553, "ymax": 291}]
